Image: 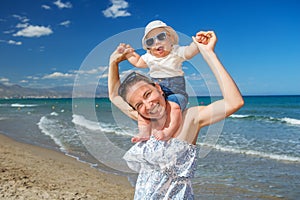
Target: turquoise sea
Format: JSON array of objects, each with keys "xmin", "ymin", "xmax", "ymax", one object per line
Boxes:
[{"xmin": 0, "ymin": 96, "xmax": 299, "ymax": 199}]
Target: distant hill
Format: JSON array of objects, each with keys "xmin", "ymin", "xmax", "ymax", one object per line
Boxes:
[{"xmin": 0, "ymin": 83, "xmax": 108, "ymax": 99}]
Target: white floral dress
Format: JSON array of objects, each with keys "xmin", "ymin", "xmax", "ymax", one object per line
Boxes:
[{"xmin": 123, "ymin": 136, "xmax": 199, "ymax": 200}]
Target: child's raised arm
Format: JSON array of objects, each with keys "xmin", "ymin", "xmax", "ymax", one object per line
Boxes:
[
  {"xmin": 127, "ymin": 51, "xmax": 148, "ymax": 68},
  {"xmin": 118, "ymin": 43, "xmax": 148, "ymax": 68},
  {"xmin": 184, "ymin": 41, "xmax": 199, "ymax": 60},
  {"xmin": 184, "ymin": 31, "xmax": 213, "ymax": 60}
]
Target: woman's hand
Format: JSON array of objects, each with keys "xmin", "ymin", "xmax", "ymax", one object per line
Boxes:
[
  {"xmin": 109, "ymin": 43, "xmax": 133, "ymax": 65},
  {"xmin": 193, "ymin": 31, "xmax": 217, "ymax": 53}
]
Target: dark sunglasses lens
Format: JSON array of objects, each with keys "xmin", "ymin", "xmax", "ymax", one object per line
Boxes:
[
  {"xmin": 145, "ymin": 38, "xmax": 154, "ymax": 47},
  {"xmin": 157, "ymin": 32, "xmax": 166, "ymax": 41}
]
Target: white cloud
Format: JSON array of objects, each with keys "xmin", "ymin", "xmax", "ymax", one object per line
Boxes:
[
  {"xmin": 185, "ymin": 73, "xmax": 203, "ymax": 81},
  {"xmin": 59, "ymin": 20, "xmax": 71, "ymax": 27},
  {"xmin": 8, "ymin": 40, "xmax": 22, "ymax": 45},
  {"xmin": 12, "ymin": 14, "xmax": 29, "ymax": 23},
  {"xmin": 22, "ymin": 18, "xmax": 30, "ymax": 23},
  {"xmin": 53, "ymin": 0, "xmax": 72, "ymax": 9},
  {"xmin": 43, "ymin": 72, "xmax": 74, "ymax": 79},
  {"xmin": 12, "ymin": 14, "xmax": 22, "ymax": 20},
  {"xmin": 11, "ymin": 15, "xmax": 52, "ymax": 38},
  {"xmin": 42, "ymin": 5, "xmax": 51, "ymax": 10},
  {"xmin": 100, "ymin": 73, "xmax": 108, "ymax": 79},
  {"xmin": 0, "ymin": 77, "xmax": 13, "ymax": 86},
  {"xmin": 16, "ymin": 23, "xmax": 29, "ymax": 28},
  {"xmin": 102, "ymin": 0, "xmax": 131, "ymax": 18},
  {"xmin": 13, "ymin": 25, "xmax": 53, "ymax": 38},
  {"xmin": 23, "ymin": 67, "xmax": 108, "ymax": 87},
  {"xmin": 0, "ymin": 39, "xmax": 22, "ymax": 46},
  {"xmin": 74, "ymin": 66, "xmax": 107, "ymax": 75},
  {"xmin": 3, "ymin": 30, "xmax": 15, "ymax": 34},
  {"xmin": 26, "ymin": 76, "xmax": 40, "ymax": 80},
  {"xmin": 39, "ymin": 46, "xmax": 45, "ymax": 52}
]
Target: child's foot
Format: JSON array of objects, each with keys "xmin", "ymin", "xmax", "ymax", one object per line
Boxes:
[
  {"xmin": 131, "ymin": 135, "xmax": 150, "ymax": 143},
  {"xmin": 153, "ymin": 130, "xmax": 170, "ymax": 141}
]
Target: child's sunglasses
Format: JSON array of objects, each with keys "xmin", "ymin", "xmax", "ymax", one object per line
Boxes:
[{"xmin": 144, "ymin": 32, "xmax": 167, "ymax": 48}]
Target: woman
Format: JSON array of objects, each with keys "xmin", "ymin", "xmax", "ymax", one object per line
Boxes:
[{"xmin": 108, "ymin": 31, "xmax": 244, "ymax": 199}]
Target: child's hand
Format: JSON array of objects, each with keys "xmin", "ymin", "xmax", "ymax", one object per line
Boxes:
[
  {"xmin": 117, "ymin": 43, "xmax": 134, "ymax": 55},
  {"xmin": 192, "ymin": 31, "xmax": 217, "ymax": 53},
  {"xmin": 109, "ymin": 47, "xmax": 127, "ymax": 65},
  {"xmin": 195, "ymin": 31, "xmax": 212, "ymax": 45},
  {"xmin": 117, "ymin": 45, "xmax": 126, "ymax": 54}
]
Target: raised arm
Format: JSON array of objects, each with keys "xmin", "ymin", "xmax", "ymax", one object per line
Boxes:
[
  {"xmin": 184, "ymin": 31, "xmax": 212, "ymax": 60},
  {"xmin": 118, "ymin": 43, "xmax": 148, "ymax": 68},
  {"xmin": 108, "ymin": 45, "xmax": 138, "ymax": 120},
  {"xmin": 194, "ymin": 31, "xmax": 244, "ymax": 128},
  {"xmin": 183, "ymin": 40, "xmax": 199, "ymax": 60},
  {"xmin": 127, "ymin": 51, "xmax": 148, "ymax": 68}
]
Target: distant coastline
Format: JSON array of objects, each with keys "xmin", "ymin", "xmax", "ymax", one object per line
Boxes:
[
  {"xmin": 1, "ymin": 94, "xmax": 300, "ymax": 100},
  {"xmin": 0, "ymin": 82, "xmax": 107, "ymax": 99},
  {"xmin": 1, "ymin": 83, "xmax": 299, "ymax": 99}
]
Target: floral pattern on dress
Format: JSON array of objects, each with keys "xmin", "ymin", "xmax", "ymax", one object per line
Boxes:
[{"xmin": 123, "ymin": 137, "xmax": 199, "ymax": 200}]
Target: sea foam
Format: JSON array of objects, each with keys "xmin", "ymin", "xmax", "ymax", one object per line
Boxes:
[
  {"xmin": 281, "ymin": 117, "xmax": 300, "ymax": 125},
  {"xmin": 230, "ymin": 114, "xmax": 300, "ymax": 126},
  {"xmin": 230, "ymin": 114, "xmax": 250, "ymax": 118},
  {"xmin": 72, "ymin": 114, "xmax": 133, "ymax": 136},
  {"xmin": 37, "ymin": 116, "xmax": 66, "ymax": 152},
  {"xmin": 11, "ymin": 103, "xmax": 37, "ymax": 107},
  {"xmin": 198, "ymin": 142, "xmax": 300, "ymax": 163}
]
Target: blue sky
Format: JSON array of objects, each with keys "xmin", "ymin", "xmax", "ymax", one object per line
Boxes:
[{"xmin": 0, "ymin": 0, "xmax": 299, "ymax": 95}]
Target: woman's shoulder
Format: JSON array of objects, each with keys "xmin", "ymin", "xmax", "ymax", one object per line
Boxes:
[
  {"xmin": 183, "ymin": 106, "xmax": 206, "ymax": 122},
  {"xmin": 176, "ymin": 106, "xmax": 206, "ymax": 144}
]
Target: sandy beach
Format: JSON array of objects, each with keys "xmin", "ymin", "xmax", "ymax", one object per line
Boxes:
[{"xmin": 0, "ymin": 133, "xmax": 134, "ymax": 199}]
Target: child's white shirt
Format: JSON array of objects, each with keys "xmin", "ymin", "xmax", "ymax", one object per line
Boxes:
[{"xmin": 141, "ymin": 45, "xmax": 187, "ymax": 78}]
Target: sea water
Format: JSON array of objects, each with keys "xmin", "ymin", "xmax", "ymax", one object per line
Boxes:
[{"xmin": 0, "ymin": 96, "xmax": 299, "ymax": 199}]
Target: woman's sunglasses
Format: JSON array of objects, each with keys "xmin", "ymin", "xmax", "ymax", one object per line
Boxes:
[
  {"xmin": 144, "ymin": 32, "xmax": 167, "ymax": 48},
  {"xmin": 118, "ymin": 71, "xmax": 155, "ymax": 98}
]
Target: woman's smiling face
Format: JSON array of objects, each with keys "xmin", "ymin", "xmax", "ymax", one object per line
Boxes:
[{"xmin": 126, "ymin": 81, "xmax": 166, "ymax": 119}]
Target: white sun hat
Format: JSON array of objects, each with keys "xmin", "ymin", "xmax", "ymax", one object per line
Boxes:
[{"xmin": 142, "ymin": 20, "xmax": 179, "ymax": 50}]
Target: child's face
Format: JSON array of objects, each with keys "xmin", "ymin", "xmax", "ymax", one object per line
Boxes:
[{"xmin": 146, "ymin": 28, "xmax": 172, "ymax": 58}]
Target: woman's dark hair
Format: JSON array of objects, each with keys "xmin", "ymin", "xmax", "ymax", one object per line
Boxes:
[{"xmin": 118, "ymin": 72, "xmax": 155, "ymax": 102}]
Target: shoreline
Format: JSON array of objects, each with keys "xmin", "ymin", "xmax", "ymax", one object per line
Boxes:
[
  {"xmin": 0, "ymin": 133, "xmax": 134, "ymax": 199},
  {"xmin": 1, "ymin": 94, "xmax": 300, "ymax": 101}
]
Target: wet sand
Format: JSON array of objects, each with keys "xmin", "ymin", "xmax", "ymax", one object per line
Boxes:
[{"xmin": 0, "ymin": 133, "xmax": 134, "ymax": 199}]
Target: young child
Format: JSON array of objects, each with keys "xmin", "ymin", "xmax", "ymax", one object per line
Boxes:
[{"xmin": 118, "ymin": 20, "xmax": 207, "ymax": 143}]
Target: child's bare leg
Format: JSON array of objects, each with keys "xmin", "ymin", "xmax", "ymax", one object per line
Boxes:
[
  {"xmin": 153, "ymin": 101, "xmax": 182, "ymax": 140},
  {"xmin": 131, "ymin": 114, "xmax": 151, "ymax": 143}
]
